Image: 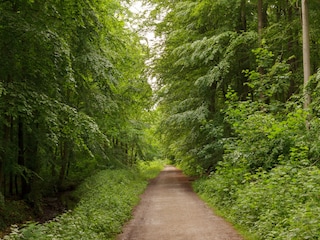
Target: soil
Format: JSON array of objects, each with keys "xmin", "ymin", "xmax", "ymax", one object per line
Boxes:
[
  {"xmin": 0, "ymin": 193, "xmax": 70, "ymax": 238},
  {"xmin": 36, "ymin": 197, "xmax": 67, "ymax": 223},
  {"xmin": 0, "ymin": 199, "xmax": 65, "ymax": 239},
  {"xmin": 117, "ymin": 165, "xmax": 243, "ymax": 240}
]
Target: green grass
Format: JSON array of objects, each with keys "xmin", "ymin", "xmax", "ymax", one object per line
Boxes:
[{"xmin": 3, "ymin": 160, "xmax": 164, "ymax": 240}]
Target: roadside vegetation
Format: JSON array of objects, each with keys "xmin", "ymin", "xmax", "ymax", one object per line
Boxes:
[
  {"xmin": 2, "ymin": 160, "xmax": 164, "ymax": 240},
  {"xmin": 193, "ymin": 105, "xmax": 320, "ymax": 239}
]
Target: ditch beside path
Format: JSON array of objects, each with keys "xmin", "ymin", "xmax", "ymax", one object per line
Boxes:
[{"xmin": 117, "ymin": 165, "xmax": 243, "ymax": 240}]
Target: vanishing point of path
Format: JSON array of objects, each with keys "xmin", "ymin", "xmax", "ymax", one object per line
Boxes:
[{"xmin": 117, "ymin": 165, "xmax": 243, "ymax": 240}]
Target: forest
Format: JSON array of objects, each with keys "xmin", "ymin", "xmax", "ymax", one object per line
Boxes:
[
  {"xmin": 0, "ymin": 0, "xmax": 159, "ymax": 232},
  {"xmin": 1, "ymin": 0, "xmax": 320, "ymax": 239}
]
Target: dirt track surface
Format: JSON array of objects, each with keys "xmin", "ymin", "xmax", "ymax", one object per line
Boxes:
[{"xmin": 117, "ymin": 165, "xmax": 243, "ymax": 240}]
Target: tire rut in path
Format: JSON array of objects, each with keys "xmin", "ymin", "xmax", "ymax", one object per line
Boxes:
[{"xmin": 117, "ymin": 165, "xmax": 243, "ymax": 240}]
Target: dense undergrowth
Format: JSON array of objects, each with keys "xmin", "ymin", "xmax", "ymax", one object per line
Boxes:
[
  {"xmin": 194, "ymin": 164, "xmax": 320, "ymax": 239},
  {"xmin": 2, "ymin": 160, "xmax": 164, "ymax": 240},
  {"xmin": 193, "ymin": 100, "xmax": 320, "ymax": 239}
]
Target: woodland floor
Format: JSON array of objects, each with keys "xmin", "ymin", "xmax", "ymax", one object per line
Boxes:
[{"xmin": 117, "ymin": 165, "xmax": 243, "ymax": 240}]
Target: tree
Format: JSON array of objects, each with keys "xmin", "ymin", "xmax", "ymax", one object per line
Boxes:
[
  {"xmin": 147, "ymin": 0, "xmax": 320, "ymax": 174},
  {"xmin": 301, "ymin": 0, "xmax": 311, "ymax": 109},
  {"xmin": 148, "ymin": 0, "xmax": 259, "ymax": 174},
  {"xmin": 0, "ymin": 0, "xmax": 152, "ymax": 213}
]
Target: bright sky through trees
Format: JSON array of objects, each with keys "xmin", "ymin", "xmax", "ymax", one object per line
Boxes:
[{"xmin": 129, "ymin": 1, "xmax": 157, "ymax": 47}]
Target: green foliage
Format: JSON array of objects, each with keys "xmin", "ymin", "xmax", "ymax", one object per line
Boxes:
[
  {"xmin": 149, "ymin": 0, "xmax": 320, "ymax": 239},
  {"xmin": 137, "ymin": 159, "xmax": 166, "ymax": 179},
  {"xmin": 195, "ymin": 164, "xmax": 320, "ymax": 240},
  {"xmin": 3, "ymin": 161, "xmax": 164, "ymax": 240},
  {"xmin": 150, "ymin": 0, "xmax": 259, "ymax": 175},
  {"xmin": 193, "ymin": 102, "xmax": 320, "ymax": 239},
  {"xmin": 244, "ymin": 47, "xmax": 292, "ymax": 102},
  {"xmin": 0, "ymin": 0, "xmax": 154, "ymax": 211},
  {"xmin": 234, "ymin": 165, "xmax": 320, "ymax": 239}
]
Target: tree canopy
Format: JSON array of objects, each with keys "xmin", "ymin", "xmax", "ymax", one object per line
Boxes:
[
  {"xmin": 147, "ymin": 0, "xmax": 320, "ymax": 174},
  {"xmin": 0, "ymin": 0, "xmax": 156, "ymax": 212}
]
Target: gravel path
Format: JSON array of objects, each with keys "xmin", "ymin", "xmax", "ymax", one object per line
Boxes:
[{"xmin": 117, "ymin": 165, "xmax": 243, "ymax": 240}]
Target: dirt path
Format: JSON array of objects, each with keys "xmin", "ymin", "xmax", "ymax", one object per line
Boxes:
[{"xmin": 117, "ymin": 165, "xmax": 243, "ymax": 240}]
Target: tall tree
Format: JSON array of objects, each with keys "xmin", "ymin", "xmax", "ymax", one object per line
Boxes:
[
  {"xmin": 258, "ymin": 0, "xmax": 264, "ymax": 43},
  {"xmin": 148, "ymin": 0, "xmax": 320, "ymax": 174},
  {"xmin": 0, "ymin": 0, "xmax": 152, "ymax": 211},
  {"xmin": 301, "ymin": 0, "xmax": 311, "ymax": 109}
]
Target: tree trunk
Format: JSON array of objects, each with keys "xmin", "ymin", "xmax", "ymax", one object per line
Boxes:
[
  {"xmin": 237, "ymin": 0, "xmax": 247, "ymax": 32},
  {"xmin": 257, "ymin": 0, "xmax": 266, "ymax": 102},
  {"xmin": 18, "ymin": 118, "xmax": 29, "ymax": 198},
  {"xmin": 302, "ymin": 0, "xmax": 311, "ymax": 109},
  {"xmin": 0, "ymin": 118, "xmax": 11, "ymax": 196},
  {"xmin": 58, "ymin": 141, "xmax": 70, "ymax": 189},
  {"xmin": 287, "ymin": 3, "xmax": 300, "ymax": 100},
  {"xmin": 258, "ymin": 0, "xmax": 264, "ymax": 44}
]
